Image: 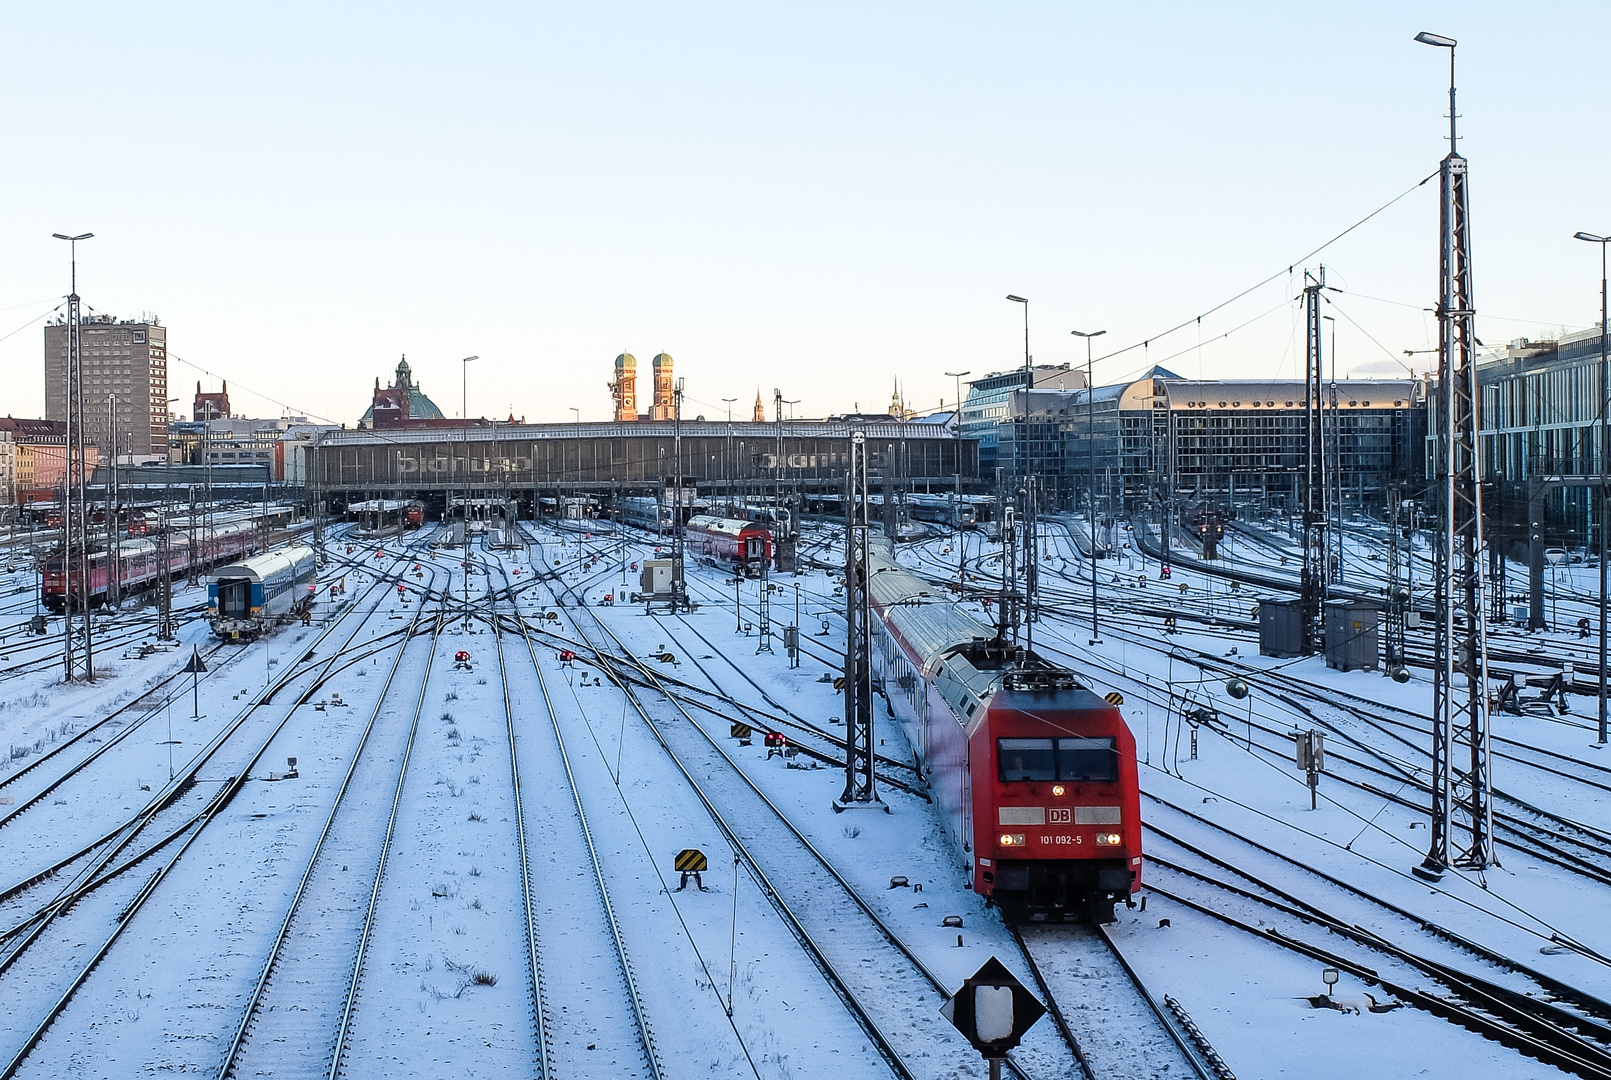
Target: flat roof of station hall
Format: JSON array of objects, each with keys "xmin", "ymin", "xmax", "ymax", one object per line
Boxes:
[{"xmin": 318, "ymin": 419, "xmax": 962, "ymax": 446}]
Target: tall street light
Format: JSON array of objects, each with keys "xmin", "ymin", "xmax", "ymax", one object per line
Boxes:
[
  {"xmin": 722, "ymin": 397, "xmax": 738, "ymax": 502},
  {"xmin": 1007, "ymin": 295, "xmax": 1032, "ymax": 632},
  {"xmin": 460, "ymin": 354, "xmax": 477, "ymax": 625},
  {"xmin": 945, "ymin": 370, "xmax": 970, "ymax": 594},
  {"xmin": 1072, "ymin": 329, "xmax": 1106, "ymax": 644},
  {"xmin": 1576, "ymin": 229, "xmax": 1610, "ymax": 744},
  {"xmin": 1006, "ymin": 295, "xmax": 1030, "ymax": 487}
]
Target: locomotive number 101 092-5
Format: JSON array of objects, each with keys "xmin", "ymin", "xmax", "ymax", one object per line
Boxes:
[{"xmin": 1041, "ymin": 835, "xmax": 1079, "ymax": 845}]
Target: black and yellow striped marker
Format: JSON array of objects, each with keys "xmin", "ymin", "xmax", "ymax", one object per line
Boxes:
[
  {"xmin": 1104, "ymin": 691, "xmax": 1125, "ymax": 706},
  {"xmin": 730, "ymin": 722, "xmax": 753, "ymax": 740},
  {"xmin": 674, "ymin": 849, "xmax": 708, "ymax": 873}
]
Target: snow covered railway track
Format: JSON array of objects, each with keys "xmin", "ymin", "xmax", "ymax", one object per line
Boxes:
[
  {"xmin": 0, "ymin": 623, "xmax": 421, "ymax": 928},
  {"xmin": 497, "ymin": 567, "xmax": 660, "ymax": 1080},
  {"xmin": 574, "ymin": 611, "xmax": 1083, "ymax": 1080},
  {"xmin": 0, "ymin": 553, "xmax": 439, "ymax": 1078},
  {"xmin": 1143, "ymin": 792, "xmax": 1611, "ymax": 1028},
  {"xmin": 1144, "ymin": 863, "xmax": 1611, "ymax": 1079},
  {"xmin": 0, "ymin": 640, "xmax": 237, "ymax": 832},
  {"xmin": 1013, "ymin": 923, "xmax": 1216, "ymax": 1080},
  {"xmin": 219, "ymin": 600, "xmax": 445, "ymax": 1079},
  {"xmin": 1030, "ymin": 628, "xmax": 1611, "ymax": 889}
]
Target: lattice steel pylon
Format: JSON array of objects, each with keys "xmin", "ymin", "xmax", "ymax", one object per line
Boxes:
[
  {"xmin": 1420, "ymin": 31, "xmax": 1494, "ymax": 874},
  {"xmin": 835, "ymin": 431, "xmax": 882, "ymax": 810},
  {"xmin": 1301, "ymin": 268, "xmax": 1329, "ymax": 656}
]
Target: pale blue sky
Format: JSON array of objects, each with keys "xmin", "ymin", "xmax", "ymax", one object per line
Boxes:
[{"xmin": 3, "ymin": 2, "xmax": 1607, "ymax": 426}]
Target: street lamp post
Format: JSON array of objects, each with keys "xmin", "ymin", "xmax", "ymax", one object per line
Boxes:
[
  {"xmin": 1575, "ymin": 230, "xmax": 1611, "ymax": 744},
  {"xmin": 460, "ymin": 354, "xmax": 477, "ymax": 625},
  {"xmin": 945, "ymin": 370, "xmax": 970, "ymax": 593},
  {"xmin": 722, "ymin": 397, "xmax": 738, "ymax": 504},
  {"xmin": 1072, "ymin": 329, "xmax": 1106, "ymax": 644},
  {"xmin": 1007, "ymin": 296, "xmax": 1032, "ymax": 629},
  {"xmin": 1006, "ymin": 295, "xmax": 1030, "ymax": 487}
]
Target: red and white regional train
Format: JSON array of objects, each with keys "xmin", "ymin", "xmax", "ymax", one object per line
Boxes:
[
  {"xmin": 684, "ymin": 515, "xmax": 773, "ymax": 577},
  {"xmin": 42, "ymin": 519, "xmax": 262, "ymax": 611},
  {"xmin": 865, "ymin": 537, "xmax": 1141, "ymax": 921}
]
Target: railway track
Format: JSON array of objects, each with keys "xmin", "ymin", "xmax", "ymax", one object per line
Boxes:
[
  {"xmin": 0, "ymin": 535, "xmax": 442, "ymax": 1077},
  {"xmin": 495, "ymin": 561, "xmax": 662, "ymax": 1079},
  {"xmin": 219, "ymin": 573, "xmax": 444, "ymax": 1077},
  {"xmin": 563, "ymin": 586, "xmax": 1086, "ymax": 1080}
]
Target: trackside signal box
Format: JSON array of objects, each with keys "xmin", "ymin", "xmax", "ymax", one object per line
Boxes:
[
  {"xmin": 639, "ymin": 559, "xmax": 675, "ymax": 597},
  {"xmin": 1324, "ymin": 599, "xmax": 1379, "ymax": 672},
  {"xmin": 1258, "ymin": 598, "xmax": 1304, "ymax": 659}
]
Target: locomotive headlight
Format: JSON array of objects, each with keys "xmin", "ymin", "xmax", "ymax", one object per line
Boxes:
[
  {"xmin": 1051, "ymin": 785, "xmax": 1066, "ymax": 797},
  {"xmin": 999, "ymin": 834, "xmax": 1026, "ymax": 848},
  {"xmin": 1095, "ymin": 832, "xmax": 1122, "ymax": 846}
]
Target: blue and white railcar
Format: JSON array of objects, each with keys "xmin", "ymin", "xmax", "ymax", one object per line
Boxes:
[
  {"xmin": 209, "ymin": 545, "xmax": 318, "ymax": 640},
  {"xmin": 618, "ymin": 496, "xmax": 673, "ymax": 533}
]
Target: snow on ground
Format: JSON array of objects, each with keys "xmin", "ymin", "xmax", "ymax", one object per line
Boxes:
[{"xmin": 3, "ymin": 517, "xmax": 1609, "ymax": 1079}]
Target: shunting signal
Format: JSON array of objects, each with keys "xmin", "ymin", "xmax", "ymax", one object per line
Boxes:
[{"xmin": 674, "ymin": 848, "xmax": 709, "ymax": 892}]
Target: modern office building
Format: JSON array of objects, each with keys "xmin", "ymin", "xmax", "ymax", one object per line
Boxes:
[
  {"xmin": 1466, "ymin": 326, "xmax": 1611, "ymax": 543},
  {"xmin": 961, "ymin": 364, "xmax": 1087, "ymax": 475},
  {"xmin": 44, "ymin": 315, "xmax": 169, "ymax": 456}
]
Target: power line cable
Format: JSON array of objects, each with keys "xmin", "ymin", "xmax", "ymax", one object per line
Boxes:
[{"xmin": 1093, "ymin": 170, "xmax": 1438, "ymax": 371}]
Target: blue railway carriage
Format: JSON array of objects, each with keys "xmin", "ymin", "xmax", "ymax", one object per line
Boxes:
[{"xmin": 209, "ymin": 545, "xmax": 318, "ymax": 640}]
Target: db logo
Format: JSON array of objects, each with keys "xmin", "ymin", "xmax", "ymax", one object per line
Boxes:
[{"xmin": 1048, "ymin": 808, "xmax": 1072, "ymax": 824}]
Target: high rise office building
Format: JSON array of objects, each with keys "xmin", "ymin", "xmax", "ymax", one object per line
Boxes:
[{"xmin": 44, "ymin": 315, "xmax": 169, "ymax": 457}]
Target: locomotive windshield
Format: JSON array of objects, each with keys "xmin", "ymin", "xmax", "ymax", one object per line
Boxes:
[{"xmin": 998, "ymin": 737, "xmax": 1117, "ymax": 782}]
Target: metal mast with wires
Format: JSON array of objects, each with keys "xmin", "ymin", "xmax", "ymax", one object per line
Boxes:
[
  {"xmin": 1416, "ymin": 30, "xmax": 1494, "ymax": 876},
  {"xmin": 672, "ymin": 377, "xmax": 687, "ymax": 612},
  {"xmin": 53, "ymin": 232, "xmax": 94, "ymax": 681},
  {"xmin": 1301, "ymin": 267, "xmax": 1329, "ymax": 655},
  {"xmin": 836, "ymin": 430, "xmax": 881, "ymax": 811}
]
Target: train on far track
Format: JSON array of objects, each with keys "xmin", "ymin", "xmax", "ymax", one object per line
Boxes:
[
  {"xmin": 684, "ymin": 514, "xmax": 772, "ymax": 577},
  {"xmin": 864, "ymin": 536, "xmax": 1141, "ymax": 922},
  {"xmin": 42, "ymin": 518, "xmax": 263, "ymax": 612},
  {"xmin": 208, "ymin": 545, "xmax": 319, "ymax": 640}
]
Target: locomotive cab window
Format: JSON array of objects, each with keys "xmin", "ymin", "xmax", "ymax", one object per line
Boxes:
[
  {"xmin": 998, "ymin": 738, "xmax": 1055, "ymax": 781},
  {"xmin": 998, "ymin": 736, "xmax": 1118, "ymax": 782},
  {"xmin": 1057, "ymin": 737, "xmax": 1119, "ymax": 782}
]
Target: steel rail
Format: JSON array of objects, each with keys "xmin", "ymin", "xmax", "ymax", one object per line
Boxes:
[
  {"xmin": 488, "ymin": 566, "xmax": 548, "ymax": 1080},
  {"xmin": 561, "ymin": 606, "xmax": 916, "ymax": 1080},
  {"xmin": 217, "ymin": 569, "xmax": 443, "ymax": 1078},
  {"xmin": 500, "ymin": 562, "xmax": 663, "ymax": 1080},
  {"xmin": 0, "ymin": 534, "xmax": 441, "ymax": 1073},
  {"xmin": 0, "ymin": 551, "xmax": 440, "ymax": 1080},
  {"xmin": 1144, "ymin": 876, "xmax": 1611, "ymax": 1080},
  {"xmin": 325, "ymin": 615, "xmax": 447, "ymax": 1078}
]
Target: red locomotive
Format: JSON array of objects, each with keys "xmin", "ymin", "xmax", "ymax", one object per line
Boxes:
[
  {"xmin": 865, "ymin": 537, "xmax": 1141, "ymax": 922},
  {"xmin": 42, "ymin": 519, "xmax": 261, "ymax": 611},
  {"xmin": 684, "ymin": 515, "xmax": 772, "ymax": 578}
]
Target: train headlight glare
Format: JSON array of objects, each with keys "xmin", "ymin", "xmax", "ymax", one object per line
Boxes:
[
  {"xmin": 1051, "ymin": 785, "xmax": 1066, "ymax": 797},
  {"xmin": 1096, "ymin": 832, "xmax": 1122, "ymax": 846},
  {"xmin": 999, "ymin": 834, "xmax": 1025, "ymax": 847}
]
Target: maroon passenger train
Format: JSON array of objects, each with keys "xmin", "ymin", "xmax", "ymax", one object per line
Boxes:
[
  {"xmin": 684, "ymin": 514, "xmax": 772, "ymax": 577},
  {"xmin": 864, "ymin": 537, "xmax": 1141, "ymax": 922}
]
